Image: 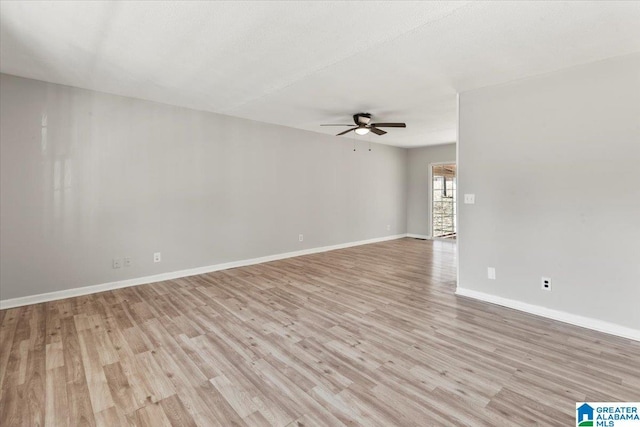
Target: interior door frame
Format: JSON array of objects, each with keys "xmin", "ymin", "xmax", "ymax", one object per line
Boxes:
[{"xmin": 428, "ymin": 161, "xmax": 457, "ymax": 240}]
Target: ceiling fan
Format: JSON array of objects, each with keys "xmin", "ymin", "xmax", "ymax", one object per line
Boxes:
[{"xmin": 321, "ymin": 113, "xmax": 406, "ymax": 136}]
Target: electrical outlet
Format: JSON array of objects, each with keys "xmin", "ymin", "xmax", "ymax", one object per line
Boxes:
[
  {"xmin": 112, "ymin": 258, "xmax": 122, "ymax": 269},
  {"xmin": 154, "ymin": 252, "xmax": 161, "ymax": 263},
  {"xmin": 124, "ymin": 257, "xmax": 131, "ymax": 267},
  {"xmin": 386, "ymin": 224, "xmax": 391, "ymax": 231},
  {"xmin": 464, "ymin": 194, "xmax": 475, "ymax": 204},
  {"xmin": 487, "ymin": 267, "xmax": 496, "ymax": 280},
  {"xmin": 541, "ymin": 277, "xmax": 552, "ymax": 291},
  {"xmin": 299, "ymin": 234, "xmax": 304, "ymax": 242}
]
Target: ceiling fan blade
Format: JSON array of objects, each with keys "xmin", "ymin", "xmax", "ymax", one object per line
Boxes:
[
  {"xmin": 336, "ymin": 127, "xmax": 357, "ymax": 136},
  {"xmin": 369, "ymin": 127, "xmax": 387, "ymax": 135},
  {"xmin": 321, "ymin": 124, "xmax": 353, "ymax": 126},
  {"xmin": 371, "ymin": 123, "xmax": 406, "ymax": 128}
]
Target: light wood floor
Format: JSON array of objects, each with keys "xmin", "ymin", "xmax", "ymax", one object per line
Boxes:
[{"xmin": 1, "ymin": 238, "xmax": 638, "ymax": 426}]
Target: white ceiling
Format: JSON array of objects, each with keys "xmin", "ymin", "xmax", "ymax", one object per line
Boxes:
[{"xmin": 2, "ymin": 1, "xmax": 639, "ymax": 147}]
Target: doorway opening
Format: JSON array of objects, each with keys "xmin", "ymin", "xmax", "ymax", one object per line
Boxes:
[{"xmin": 431, "ymin": 163, "xmax": 457, "ymax": 239}]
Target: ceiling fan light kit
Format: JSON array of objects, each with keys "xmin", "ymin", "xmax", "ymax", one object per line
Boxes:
[{"xmin": 321, "ymin": 113, "xmax": 406, "ymax": 137}]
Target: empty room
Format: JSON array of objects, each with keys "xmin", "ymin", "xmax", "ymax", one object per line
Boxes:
[{"xmin": 1, "ymin": 1, "xmax": 639, "ymax": 426}]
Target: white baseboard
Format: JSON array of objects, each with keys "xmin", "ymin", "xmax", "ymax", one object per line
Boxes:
[
  {"xmin": 0, "ymin": 234, "xmax": 408, "ymax": 310},
  {"xmin": 406, "ymin": 233, "xmax": 431, "ymax": 240},
  {"xmin": 455, "ymin": 287, "xmax": 640, "ymax": 342}
]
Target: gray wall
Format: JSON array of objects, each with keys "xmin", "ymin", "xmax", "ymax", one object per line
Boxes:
[
  {"xmin": 458, "ymin": 53, "xmax": 640, "ymax": 330},
  {"xmin": 0, "ymin": 74, "xmax": 408, "ymax": 300},
  {"xmin": 406, "ymin": 143, "xmax": 456, "ymax": 237}
]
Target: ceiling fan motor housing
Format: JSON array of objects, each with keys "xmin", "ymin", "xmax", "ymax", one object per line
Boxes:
[{"xmin": 354, "ymin": 113, "xmax": 372, "ymax": 125}]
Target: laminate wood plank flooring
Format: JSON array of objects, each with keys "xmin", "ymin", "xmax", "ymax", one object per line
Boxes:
[{"xmin": 1, "ymin": 238, "xmax": 638, "ymax": 426}]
